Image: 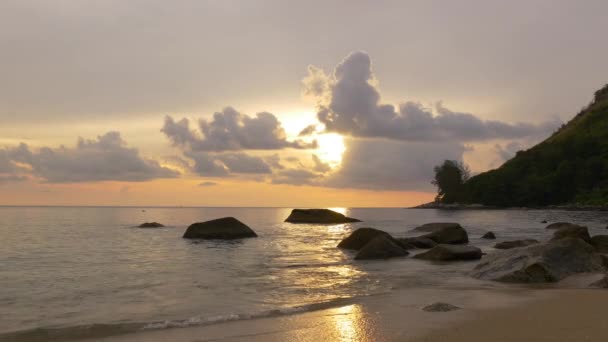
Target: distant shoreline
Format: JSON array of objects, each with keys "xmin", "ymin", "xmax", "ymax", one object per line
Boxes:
[{"xmin": 410, "ymin": 202, "xmax": 608, "ymax": 211}]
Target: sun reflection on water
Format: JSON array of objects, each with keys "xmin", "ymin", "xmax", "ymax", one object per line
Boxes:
[{"xmin": 328, "ymin": 304, "xmax": 368, "ymax": 341}]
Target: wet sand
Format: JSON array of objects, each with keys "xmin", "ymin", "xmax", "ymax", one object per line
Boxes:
[{"xmin": 91, "ymin": 287, "xmax": 593, "ymax": 342}]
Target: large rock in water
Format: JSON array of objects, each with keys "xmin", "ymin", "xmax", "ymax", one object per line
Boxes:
[
  {"xmin": 591, "ymin": 235, "xmax": 608, "ymax": 253},
  {"xmin": 472, "ymin": 238, "xmax": 605, "ymax": 283},
  {"xmin": 414, "ymin": 244, "xmax": 482, "ymax": 261},
  {"xmin": 138, "ymin": 222, "xmax": 164, "ymax": 228},
  {"xmin": 354, "ymin": 235, "xmax": 409, "ymax": 260},
  {"xmin": 338, "ymin": 228, "xmax": 402, "ymax": 250},
  {"xmin": 551, "ymin": 225, "xmax": 591, "ymax": 243},
  {"xmin": 494, "ymin": 239, "xmax": 539, "ymax": 249},
  {"xmin": 413, "ymin": 222, "xmax": 461, "ymax": 232},
  {"xmin": 414, "ymin": 223, "xmax": 469, "ymax": 244},
  {"xmin": 397, "ymin": 237, "xmax": 437, "ymax": 249},
  {"xmin": 481, "ymin": 232, "xmax": 496, "ymax": 239},
  {"xmin": 183, "ymin": 217, "xmax": 257, "ymax": 240},
  {"xmin": 285, "ymin": 209, "xmax": 361, "ymax": 224}
]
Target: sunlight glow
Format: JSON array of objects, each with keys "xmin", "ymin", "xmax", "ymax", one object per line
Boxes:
[{"xmin": 316, "ymin": 133, "xmax": 346, "ymax": 166}]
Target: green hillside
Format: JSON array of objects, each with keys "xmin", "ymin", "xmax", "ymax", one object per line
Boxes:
[{"xmin": 462, "ymin": 84, "xmax": 608, "ymax": 207}]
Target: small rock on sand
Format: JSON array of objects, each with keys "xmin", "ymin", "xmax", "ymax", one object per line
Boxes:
[{"xmin": 422, "ymin": 302, "xmax": 461, "ymax": 312}]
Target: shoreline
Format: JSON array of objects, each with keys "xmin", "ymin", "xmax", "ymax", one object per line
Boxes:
[
  {"xmin": 86, "ymin": 287, "xmax": 580, "ymax": 342},
  {"xmin": 410, "ymin": 202, "xmax": 608, "ymax": 211}
]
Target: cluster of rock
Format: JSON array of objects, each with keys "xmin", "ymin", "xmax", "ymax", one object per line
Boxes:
[
  {"xmin": 337, "ymin": 222, "xmax": 483, "ymax": 262},
  {"xmin": 472, "ymin": 223, "xmax": 608, "ymax": 283}
]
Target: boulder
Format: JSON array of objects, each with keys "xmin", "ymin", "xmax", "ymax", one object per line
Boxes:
[
  {"xmin": 285, "ymin": 209, "xmax": 360, "ymax": 224},
  {"xmin": 413, "ymin": 222, "xmax": 462, "ymax": 232},
  {"xmin": 137, "ymin": 222, "xmax": 164, "ymax": 228},
  {"xmin": 494, "ymin": 239, "xmax": 539, "ymax": 249},
  {"xmin": 545, "ymin": 222, "xmax": 583, "ymax": 230},
  {"xmin": 183, "ymin": 217, "xmax": 257, "ymax": 240},
  {"xmin": 591, "ymin": 235, "xmax": 608, "ymax": 253},
  {"xmin": 589, "ymin": 275, "xmax": 608, "ymax": 288},
  {"xmin": 354, "ymin": 235, "xmax": 409, "ymax": 260},
  {"xmin": 422, "ymin": 302, "xmax": 461, "ymax": 312},
  {"xmin": 414, "ymin": 244, "xmax": 482, "ymax": 261},
  {"xmin": 551, "ymin": 225, "xmax": 591, "ymax": 243},
  {"xmin": 417, "ymin": 224, "xmax": 469, "ymax": 244},
  {"xmin": 472, "ymin": 237, "xmax": 604, "ymax": 283},
  {"xmin": 541, "ymin": 220, "xmax": 548, "ymax": 224},
  {"xmin": 338, "ymin": 228, "xmax": 396, "ymax": 250},
  {"xmin": 397, "ymin": 237, "xmax": 437, "ymax": 249},
  {"xmin": 481, "ymin": 232, "xmax": 496, "ymax": 239}
]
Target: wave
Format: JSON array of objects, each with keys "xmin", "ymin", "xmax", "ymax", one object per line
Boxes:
[{"xmin": 0, "ymin": 297, "xmax": 365, "ymax": 342}]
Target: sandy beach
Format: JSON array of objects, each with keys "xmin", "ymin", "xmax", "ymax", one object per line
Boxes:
[{"xmin": 86, "ymin": 287, "xmax": 608, "ymax": 342}]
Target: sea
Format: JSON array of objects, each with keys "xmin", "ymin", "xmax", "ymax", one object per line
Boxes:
[{"xmin": 1, "ymin": 206, "xmax": 607, "ymax": 341}]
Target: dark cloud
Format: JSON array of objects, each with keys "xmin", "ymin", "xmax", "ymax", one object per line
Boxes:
[
  {"xmin": 162, "ymin": 107, "xmax": 315, "ymax": 152},
  {"xmin": 306, "ymin": 52, "xmax": 560, "ymax": 142},
  {"xmin": 5, "ymin": 132, "xmax": 179, "ymax": 183},
  {"xmin": 298, "ymin": 124, "xmax": 318, "ymax": 137}
]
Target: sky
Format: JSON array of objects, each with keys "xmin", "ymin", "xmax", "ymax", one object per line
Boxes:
[{"xmin": 1, "ymin": 0, "xmax": 608, "ymax": 207}]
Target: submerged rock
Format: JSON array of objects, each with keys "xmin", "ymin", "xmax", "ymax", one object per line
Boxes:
[
  {"xmin": 551, "ymin": 225, "xmax": 591, "ymax": 243},
  {"xmin": 183, "ymin": 217, "xmax": 257, "ymax": 240},
  {"xmin": 285, "ymin": 209, "xmax": 361, "ymax": 224},
  {"xmin": 416, "ymin": 223, "xmax": 469, "ymax": 244},
  {"xmin": 414, "ymin": 244, "xmax": 482, "ymax": 261},
  {"xmin": 397, "ymin": 237, "xmax": 437, "ymax": 249},
  {"xmin": 338, "ymin": 227, "xmax": 395, "ymax": 250},
  {"xmin": 354, "ymin": 235, "xmax": 409, "ymax": 260},
  {"xmin": 481, "ymin": 232, "xmax": 496, "ymax": 239},
  {"xmin": 137, "ymin": 222, "xmax": 164, "ymax": 228},
  {"xmin": 494, "ymin": 239, "xmax": 539, "ymax": 249},
  {"xmin": 472, "ymin": 237, "xmax": 604, "ymax": 283},
  {"xmin": 422, "ymin": 302, "xmax": 461, "ymax": 312},
  {"xmin": 546, "ymin": 222, "xmax": 583, "ymax": 230},
  {"xmin": 541, "ymin": 220, "xmax": 548, "ymax": 224},
  {"xmin": 591, "ymin": 235, "xmax": 608, "ymax": 253}
]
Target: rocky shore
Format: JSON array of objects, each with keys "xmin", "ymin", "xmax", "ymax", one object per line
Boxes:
[{"xmin": 412, "ymin": 201, "xmax": 608, "ymax": 211}]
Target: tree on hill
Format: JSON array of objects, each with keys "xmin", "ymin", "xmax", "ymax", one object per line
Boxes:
[{"xmin": 432, "ymin": 160, "xmax": 470, "ymax": 204}]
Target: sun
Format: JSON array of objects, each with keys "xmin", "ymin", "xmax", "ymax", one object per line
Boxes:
[{"xmin": 316, "ymin": 133, "xmax": 346, "ymax": 166}]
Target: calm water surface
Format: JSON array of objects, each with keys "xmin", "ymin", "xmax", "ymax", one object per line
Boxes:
[{"xmin": 1, "ymin": 207, "xmax": 607, "ymax": 340}]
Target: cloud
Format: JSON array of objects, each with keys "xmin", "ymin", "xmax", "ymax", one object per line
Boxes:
[
  {"xmin": 298, "ymin": 124, "xmax": 318, "ymax": 137},
  {"xmin": 272, "ymin": 168, "xmax": 321, "ymax": 186},
  {"xmin": 494, "ymin": 141, "xmax": 523, "ymax": 162},
  {"xmin": 323, "ymin": 138, "xmax": 467, "ymax": 191},
  {"xmin": 199, "ymin": 181, "xmax": 218, "ymax": 187},
  {"xmin": 305, "ymin": 51, "xmax": 560, "ymax": 142},
  {"xmin": 5, "ymin": 132, "xmax": 179, "ymax": 183},
  {"xmin": 185, "ymin": 151, "xmax": 275, "ymax": 177},
  {"xmin": 162, "ymin": 107, "xmax": 315, "ymax": 152}
]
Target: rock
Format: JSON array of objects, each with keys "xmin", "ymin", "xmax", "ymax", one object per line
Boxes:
[
  {"xmin": 414, "ymin": 244, "xmax": 482, "ymax": 261},
  {"xmin": 481, "ymin": 232, "xmax": 496, "ymax": 239},
  {"xmin": 541, "ymin": 220, "xmax": 548, "ymax": 223},
  {"xmin": 354, "ymin": 235, "xmax": 409, "ymax": 260},
  {"xmin": 285, "ymin": 209, "xmax": 361, "ymax": 224},
  {"xmin": 413, "ymin": 222, "xmax": 462, "ymax": 232},
  {"xmin": 589, "ymin": 275, "xmax": 608, "ymax": 288},
  {"xmin": 472, "ymin": 238, "xmax": 604, "ymax": 283},
  {"xmin": 416, "ymin": 224, "xmax": 469, "ymax": 244},
  {"xmin": 422, "ymin": 302, "xmax": 461, "ymax": 312},
  {"xmin": 494, "ymin": 239, "xmax": 539, "ymax": 249},
  {"xmin": 551, "ymin": 225, "xmax": 591, "ymax": 243},
  {"xmin": 337, "ymin": 228, "xmax": 396, "ymax": 250},
  {"xmin": 137, "ymin": 222, "xmax": 164, "ymax": 228},
  {"xmin": 397, "ymin": 237, "xmax": 437, "ymax": 249},
  {"xmin": 545, "ymin": 222, "xmax": 583, "ymax": 230},
  {"xmin": 591, "ymin": 235, "xmax": 608, "ymax": 253},
  {"xmin": 183, "ymin": 217, "xmax": 257, "ymax": 240}
]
